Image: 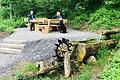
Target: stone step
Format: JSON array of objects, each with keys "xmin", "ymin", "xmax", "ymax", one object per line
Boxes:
[
  {"xmin": 3, "ymin": 39, "xmax": 26, "ymax": 44},
  {"xmin": 0, "ymin": 43, "xmax": 25, "ymax": 49},
  {"xmin": 0, "ymin": 47, "xmax": 21, "ymax": 55}
]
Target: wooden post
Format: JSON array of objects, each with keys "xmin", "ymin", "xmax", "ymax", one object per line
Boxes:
[
  {"xmin": 35, "ymin": 22, "xmax": 39, "ymax": 32},
  {"xmin": 64, "ymin": 52, "xmax": 71, "ymax": 78},
  {"xmin": 47, "ymin": 19, "xmax": 50, "ymax": 33}
]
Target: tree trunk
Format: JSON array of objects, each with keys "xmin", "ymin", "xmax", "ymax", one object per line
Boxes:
[
  {"xmin": 9, "ymin": 2, "xmax": 12, "ymax": 18},
  {"xmin": 0, "ymin": 0, "xmax": 2, "ymax": 8}
]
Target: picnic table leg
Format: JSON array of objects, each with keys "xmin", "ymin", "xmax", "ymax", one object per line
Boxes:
[
  {"xmin": 35, "ymin": 23, "xmax": 39, "ymax": 32},
  {"xmin": 44, "ymin": 19, "xmax": 50, "ymax": 33},
  {"xmin": 43, "ymin": 27, "xmax": 49, "ymax": 33}
]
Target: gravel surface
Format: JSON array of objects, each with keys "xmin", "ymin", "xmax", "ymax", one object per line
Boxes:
[
  {"xmin": 4, "ymin": 28, "xmax": 101, "ymax": 41},
  {"xmin": 0, "ymin": 28, "xmax": 101, "ymax": 77}
]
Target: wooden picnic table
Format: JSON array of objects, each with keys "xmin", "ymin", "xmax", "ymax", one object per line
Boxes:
[{"xmin": 24, "ymin": 18, "xmax": 67, "ymax": 33}]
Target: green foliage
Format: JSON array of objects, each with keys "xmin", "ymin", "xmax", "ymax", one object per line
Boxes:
[
  {"xmin": 0, "ymin": 19, "xmax": 15, "ymax": 32},
  {"xmin": 29, "ymin": 77, "xmax": 52, "ymax": 80},
  {"xmin": 24, "ymin": 63, "xmax": 37, "ymax": 72},
  {"xmin": 0, "ymin": 7, "xmax": 9, "ymax": 19},
  {"xmin": 97, "ymin": 50, "xmax": 120, "ymax": 80},
  {"xmin": 117, "ymin": 41, "xmax": 120, "ymax": 48},
  {"xmin": 14, "ymin": 71, "xmax": 27, "ymax": 80},
  {"xmin": 1, "ymin": 0, "xmax": 75, "ymax": 19},
  {"xmin": 13, "ymin": 63, "xmax": 37, "ymax": 80},
  {"xmin": 0, "ymin": 0, "xmax": 120, "ymax": 31},
  {"xmin": 89, "ymin": 7, "xmax": 120, "ymax": 31},
  {"xmin": 68, "ymin": 0, "xmax": 120, "ymax": 31},
  {"xmin": 96, "ymin": 45, "xmax": 109, "ymax": 60},
  {"xmin": 110, "ymin": 33, "xmax": 120, "ymax": 40},
  {"xmin": 0, "ymin": 18, "xmax": 25, "ymax": 32},
  {"xmin": 76, "ymin": 70, "xmax": 91, "ymax": 80}
]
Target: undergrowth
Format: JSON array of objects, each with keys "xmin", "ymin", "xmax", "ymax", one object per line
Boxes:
[
  {"xmin": 0, "ymin": 18, "xmax": 25, "ymax": 32},
  {"xmin": 97, "ymin": 49, "xmax": 120, "ymax": 80}
]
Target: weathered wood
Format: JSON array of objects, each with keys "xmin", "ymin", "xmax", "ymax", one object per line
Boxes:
[
  {"xmin": 96, "ymin": 28, "xmax": 120, "ymax": 35},
  {"xmin": 26, "ymin": 60, "xmax": 62, "ymax": 77},
  {"xmin": 34, "ymin": 19, "xmax": 67, "ymax": 33},
  {"xmin": 72, "ymin": 39, "xmax": 117, "ymax": 63},
  {"xmin": 64, "ymin": 52, "xmax": 71, "ymax": 78},
  {"xmin": 26, "ymin": 52, "xmax": 71, "ymax": 78},
  {"xmin": 97, "ymin": 28, "xmax": 120, "ymax": 40},
  {"xmin": 24, "ymin": 18, "xmax": 67, "ymax": 32}
]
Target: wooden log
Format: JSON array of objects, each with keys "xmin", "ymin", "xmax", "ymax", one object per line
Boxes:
[
  {"xmin": 96, "ymin": 28, "xmax": 120, "ymax": 35},
  {"xmin": 26, "ymin": 60, "xmax": 62, "ymax": 78},
  {"xmin": 96, "ymin": 28, "xmax": 120, "ymax": 40},
  {"xmin": 64, "ymin": 52, "xmax": 71, "ymax": 78},
  {"xmin": 72, "ymin": 39, "xmax": 117, "ymax": 63}
]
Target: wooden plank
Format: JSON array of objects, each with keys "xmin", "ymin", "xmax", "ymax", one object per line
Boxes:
[{"xmin": 50, "ymin": 25, "xmax": 60, "ymax": 27}]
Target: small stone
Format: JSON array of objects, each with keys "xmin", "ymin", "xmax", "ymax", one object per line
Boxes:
[{"xmin": 87, "ymin": 56, "xmax": 96, "ymax": 65}]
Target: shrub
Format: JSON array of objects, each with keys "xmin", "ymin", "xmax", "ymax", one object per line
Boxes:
[
  {"xmin": 96, "ymin": 45, "xmax": 109, "ymax": 60},
  {"xmin": 116, "ymin": 41, "xmax": 120, "ymax": 48},
  {"xmin": 110, "ymin": 33, "xmax": 120, "ymax": 40},
  {"xmin": 0, "ymin": 19, "xmax": 15, "ymax": 32},
  {"xmin": 76, "ymin": 69, "xmax": 91, "ymax": 80},
  {"xmin": 0, "ymin": 18, "xmax": 25, "ymax": 32},
  {"xmin": 0, "ymin": 7, "xmax": 10, "ymax": 19},
  {"xmin": 14, "ymin": 18, "xmax": 26, "ymax": 28},
  {"xmin": 97, "ymin": 50, "xmax": 120, "ymax": 80},
  {"xmin": 13, "ymin": 63, "xmax": 37, "ymax": 80},
  {"xmin": 89, "ymin": 7, "xmax": 120, "ymax": 31}
]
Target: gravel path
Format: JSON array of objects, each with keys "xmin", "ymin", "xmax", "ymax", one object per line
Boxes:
[
  {"xmin": 0, "ymin": 28, "xmax": 101, "ymax": 77},
  {"xmin": 4, "ymin": 28, "xmax": 101, "ymax": 41}
]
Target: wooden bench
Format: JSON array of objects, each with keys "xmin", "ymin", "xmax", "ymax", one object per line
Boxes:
[
  {"xmin": 24, "ymin": 18, "xmax": 47, "ymax": 28},
  {"xmin": 39, "ymin": 19, "xmax": 67, "ymax": 33}
]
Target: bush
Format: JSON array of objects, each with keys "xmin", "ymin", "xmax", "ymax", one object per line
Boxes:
[
  {"xmin": 117, "ymin": 41, "xmax": 120, "ymax": 48},
  {"xmin": 0, "ymin": 19, "xmax": 16, "ymax": 32},
  {"xmin": 89, "ymin": 7, "xmax": 120, "ymax": 31},
  {"xmin": 0, "ymin": 18, "xmax": 25, "ymax": 32},
  {"xmin": 13, "ymin": 63, "xmax": 37, "ymax": 80},
  {"xmin": 14, "ymin": 17, "xmax": 26, "ymax": 28},
  {"xmin": 110, "ymin": 33, "xmax": 120, "ymax": 40},
  {"xmin": 0, "ymin": 7, "xmax": 10, "ymax": 19},
  {"xmin": 96, "ymin": 45, "xmax": 109, "ymax": 60},
  {"xmin": 76, "ymin": 70, "xmax": 91, "ymax": 80},
  {"xmin": 97, "ymin": 50, "xmax": 120, "ymax": 80}
]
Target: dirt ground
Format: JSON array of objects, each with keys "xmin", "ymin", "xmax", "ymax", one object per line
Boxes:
[{"xmin": 0, "ymin": 32, "xmax": 10, "ymax": 39}]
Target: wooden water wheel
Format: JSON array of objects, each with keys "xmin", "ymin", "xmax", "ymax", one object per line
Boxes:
[{"xmin": 55, "ymin": 38, "xmax": 72, "ymax": 61}]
